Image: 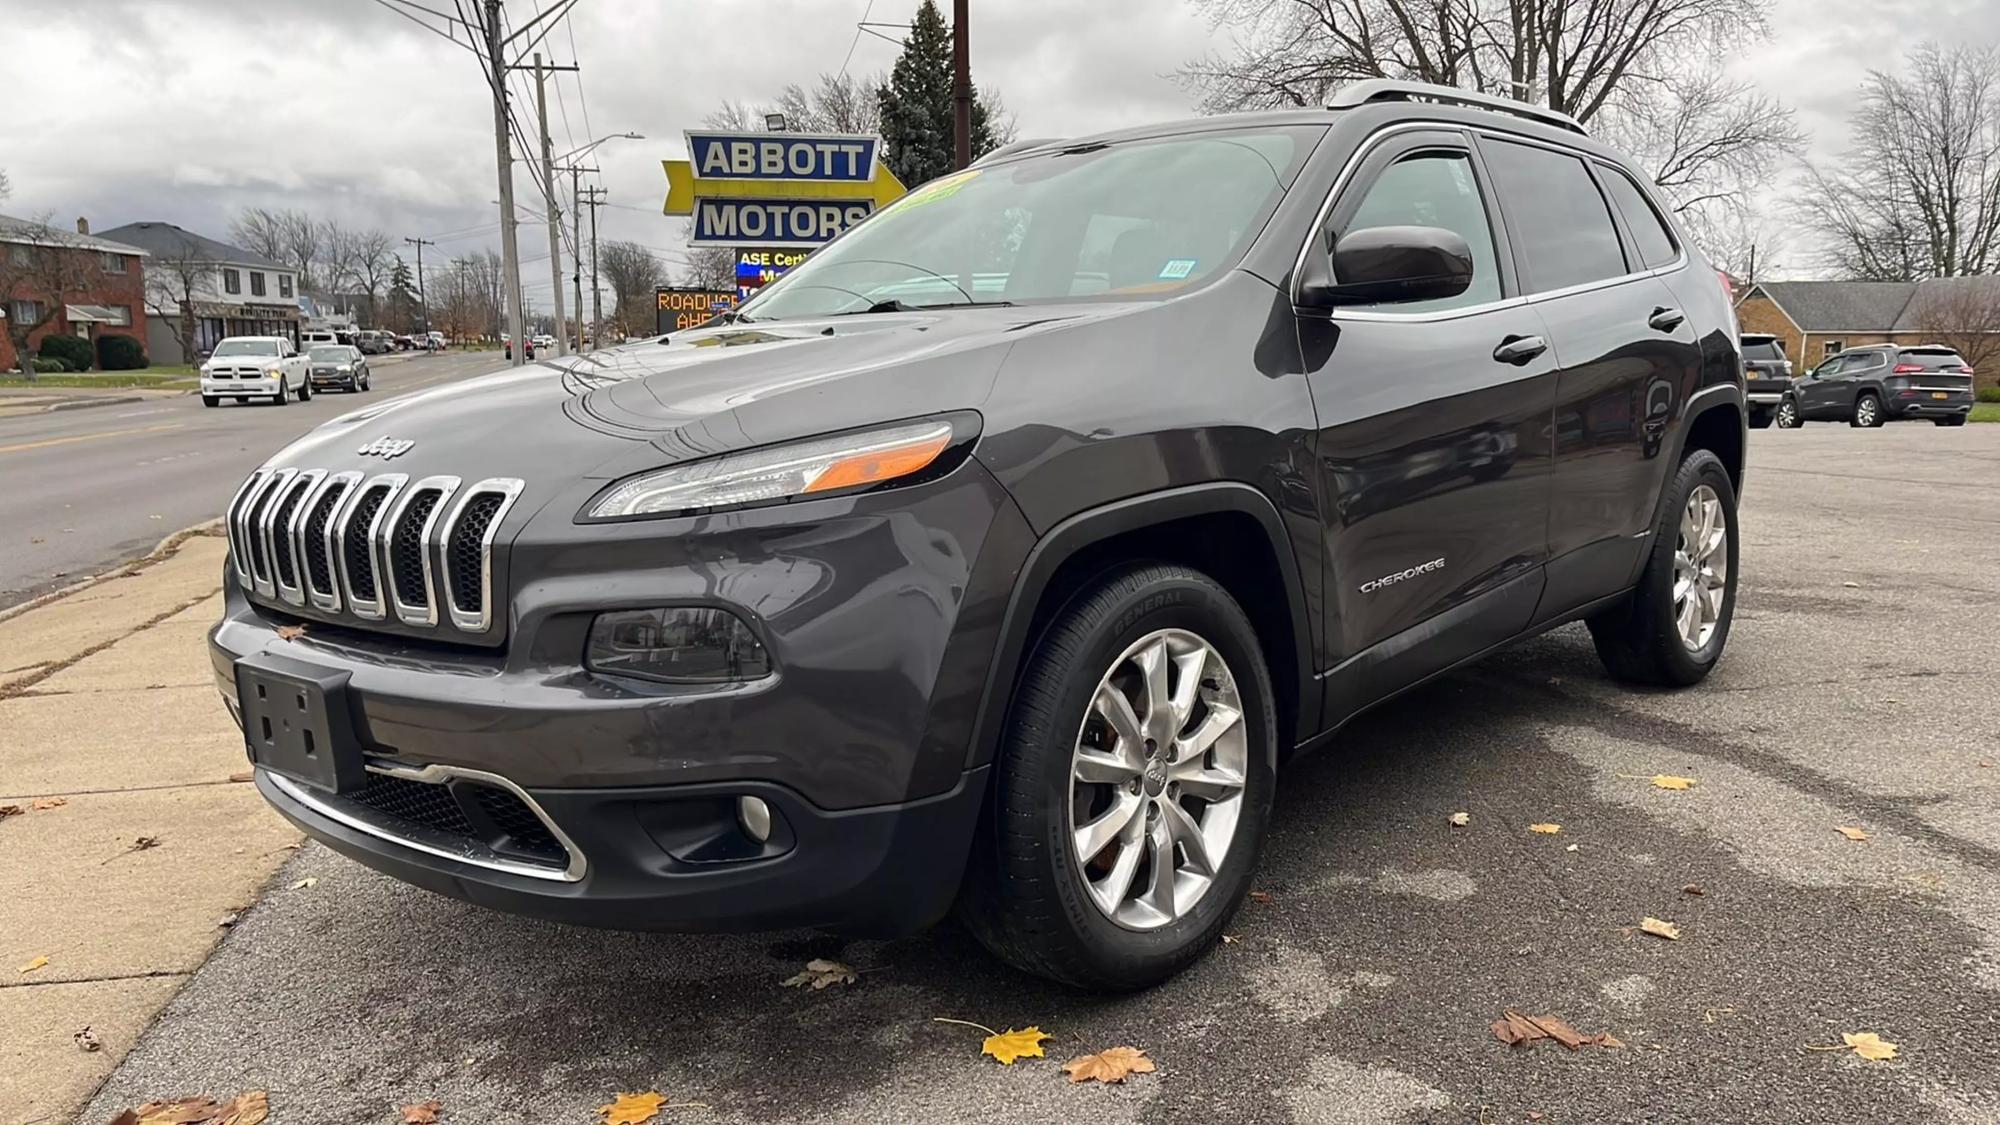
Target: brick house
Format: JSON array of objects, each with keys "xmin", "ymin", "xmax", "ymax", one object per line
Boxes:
[
  {"xmin": 96, "ymin": 222, "xmax": 303, "ymax": 364},
  {"xmin": 1736, "ymin": 278, "xmax": 2000, "ymax": 389},
  {"xmin": 0, "ymin": 215, "xmax": 149, "ymax": 372}
]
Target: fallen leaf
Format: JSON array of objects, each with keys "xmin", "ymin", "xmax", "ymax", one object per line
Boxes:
[
  {"xmin": 216, "ymin": 913, "xmax": 240, "ymax": 928},
  {"xmin": 1843, "ymin": 1032, "xmax": 1899, "ymax": 1061},
  {"xmin": 1449, "ymin": 811, "xmax": 1470, "ymax": 827},
  {"xmin": 598, "ymin": 1092, "xmax": 667, "ymax": 1125},
  {"xmin": 289, "ymin": 877, "xmax": 317, "ymax": 890},
  {"xmin": 1703, "ymin": 1007, "xmax": 1737, "ymax": 1024},
  {"xmin": 18, "ymin": 955, "xmax": 48, "ymax": 974},
  {"xmin": 983, "ymin": 1026, "xmax": 1052, "ymax": 1065},
  {"xmin": 1682, "ymin": 884, "xmax": 1705, "ymax": 895},
  {"xmin": 1248, "ymin": 889, "xmax": 1273, "ymax": 903},
  {"xmin": 0, "ymin": 805, "xmax": 20, "ymax": 818},
  {"xmin": 227, "ymin": 770, "xmax": 254, "ymax": 783},
  {"xmin": 275, "ymin": 624, "xmax": 307, "ymax": 640},
  {"xmin": 1835, "ymin": 826, "xmax": 1869, "ymax": 841},
  {"xmin": 1062, "ymin": 1046, "xmax": 1157, "ymax": 1084},
  {"xmin": 31, "ymin": 796, "xmax": 67, "ymax": 810},
  {"xmin": 1650, "ymin": 775, "xmax": 1697, "ymax": 790},
  {"xmin": 75, "ymin": 1026, "xmax": 102, "ymax": 1052},
  {"xmin": 1842, "ymin": 580, "xmax": 1861, "ymax": 588},
  {"xmin": 1220, "ymin": 933, "xmax": 1241, "ymax": 945},
  {"xmin": 1565, "ymin": 844, "xmax": 1579, "ymax": 852},
  {"xmin": 1529, "ymin": 823, "xmax": 1562, "ymax": 835},
  {"xmin": 1528, "ymin": 1113, "xmax": 1547, "ymax": 1122},
  {"xmin": 116, "ymin": 1091, "xmax": 269, "ymax": 1124},
  {"xmin": 1491, "ymin": 1010, "xmax": 1623, "ymax": 1050},
  {"xmin": 781, "ymin": 958, "xmax": 858, "ymax": 990},
  {"xmin": 399, "ymin": 1100, "xmax": 442, "ymax": 1124},
  {"xmin": 1640, "ymin": 917, "xmax": 1681, "ymax": 941}
]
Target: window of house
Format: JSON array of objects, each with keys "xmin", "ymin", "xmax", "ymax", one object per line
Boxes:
[
  {"xmin": 1336, "ymin": 149, "xmax": 1503, "ymax": 312},
  {"xmin": 8, "ymin": 245, "xmax": 29, "ymax": 267},
  {"xmin": 1597, "ymin": 167, "xmax": 1679, "ymax": 269},
  {"xmin": 1481, "ymin": 139, "xmax": 1629, "ymax": 293},
  {"xmin": 104, "ymin": 306, "xmax": 132, "ymax": 326},
  {"xmin": 100, "ymin": 252, "xmax": 128, "ymax": 273},
  {"xmin": 279, "ymin": 274, "xmax": 293, "ymax": 299},
  {"xmin": 223, "ymin": 268, "xmax": 241, "ymax": 295},
  {"xmin": 250, "ymin": 272, "xmax": 267, "ymax": 297},
  {"xmin": 1822, "ymin": 339, "xmax": 1844, "ymax": 357},
  {"xmin": 8, "ymin": 299, "xmax": 42, "ymax": 322}
]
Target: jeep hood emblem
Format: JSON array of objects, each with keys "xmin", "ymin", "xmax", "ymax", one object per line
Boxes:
[{"xmin": 357, "ymin": 437, "xmax": 415, "ymax": 459}]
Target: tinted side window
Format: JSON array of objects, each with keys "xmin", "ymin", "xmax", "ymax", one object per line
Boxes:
[
  {"xmin": 1482, "ymin": 139, "xmax": 1628, "ymax": 293},
  {"xmin": 1337, "ymin": 150, "xmax": 1502, "ymax": 312},
  {"xmin": 1598, "ymin": 167, "xmax": 1678, "ymax": 268}
]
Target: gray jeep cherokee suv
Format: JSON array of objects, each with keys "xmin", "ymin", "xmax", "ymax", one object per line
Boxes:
[{"xmin": 211, "ymin": 81, "xmax": 1747, "ymax": 990}]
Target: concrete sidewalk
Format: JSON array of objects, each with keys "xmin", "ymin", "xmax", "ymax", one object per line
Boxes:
[
  {"xmin": 0, "ymin": 532, "xmax": 298, "ymax": 1125},
  {"xmin": 0, "ymin": 387, "xmax": 189, "ymax": 419}
]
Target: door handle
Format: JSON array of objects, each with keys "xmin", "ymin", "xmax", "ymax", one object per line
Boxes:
[
  {"xmin": 1648, "ymin": 306, "xmax": 1686, "ymax": 332},
  {"xmin": 1492, "ymin": 334, "xmax": 1547, "ymax": 365}
]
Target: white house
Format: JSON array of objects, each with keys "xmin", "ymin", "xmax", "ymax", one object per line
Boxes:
[{"xmin": 95, "ymin": 221, "xmax": 302, "ymax": 363}]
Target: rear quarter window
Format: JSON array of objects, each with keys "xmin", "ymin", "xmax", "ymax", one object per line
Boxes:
[
  {"xmin": 1597, "ymin": 167, "xmax": 1679, "ymax": 269},
  {"xmin": 1740, "ymin": 339, "xmax": 1785, "ymax": 361}
]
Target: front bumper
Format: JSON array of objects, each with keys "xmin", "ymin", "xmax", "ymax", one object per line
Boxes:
[
  {"xmin": 308, "ymin": 371, "xmax": 357, "ymax": 388},
  {"xmin": 202, "ymin": 378, "xmax": 279, "ymax": 395}
]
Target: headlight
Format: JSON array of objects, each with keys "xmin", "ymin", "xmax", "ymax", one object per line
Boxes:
[
  {"xmin": 583, "ymin": 418, "xmax": 958, "ymax": 520},
  {"xmin": 337, "ymin": 364, "xmax": 353, "ymax": 372}
]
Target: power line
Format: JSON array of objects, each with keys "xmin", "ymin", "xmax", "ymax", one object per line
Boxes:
[
  {"xmin": 838, "ymin": 0, "xmax": 876, "ymax": 80},
  {"xmin": 565, "ymin": 16, "xmax": 596, "ymax": 155}
]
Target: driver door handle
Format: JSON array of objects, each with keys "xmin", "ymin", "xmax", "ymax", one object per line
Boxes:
[
  {"xmin": 1493, "ymin": 334, "xmax": 1547, "ymax": 365},
  {"xmin": 1648, "ymin": 306, "xmax": 1686, "ymax": 332}
]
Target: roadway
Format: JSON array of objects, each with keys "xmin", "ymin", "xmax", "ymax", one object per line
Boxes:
[{"xmin": 0, "ymin": 350, "xmax": 507, "ymax": 611}]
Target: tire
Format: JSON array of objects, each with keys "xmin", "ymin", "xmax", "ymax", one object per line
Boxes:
[
  {"xmin": 1851, "ymin": 392, "xmax": 1882, "ymax": 427},
  {"xmin": 1748, "ymin": 409, "xmax": 1773, "ymax": 430},
  {"xmin": 201, "ymin": 395, "xmax": 219, "ymax": 408},
  {"xmin": 1938, "ymin": 415, "xmax": 1966, "ymax": 427},
  {"xmin": 1774, "ymin": 398, "xmax": 1800, "ymax": 428},
  {"xmin": 297, "ymin": 376, "xmax": 312, "ymax": 402},
  {"xmin": 958, "ymin": 563, "xmax": 1277, "ymax": 990},
  {"xmin": 1587, "ymin": 449, "xmax": 1738, "ymax": 687},
  {"xmin": 270, "ymin": 380, "xmax": 288, "ymax": 406}
]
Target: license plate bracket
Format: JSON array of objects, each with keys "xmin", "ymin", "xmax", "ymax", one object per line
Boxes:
[
  {"xmin": 1933, "ymin": 391, "xmax": 1949, "ymax": 399},
  {"xmin": 235, "ymin": 652, "xmax": 364, "ymax": 793}
]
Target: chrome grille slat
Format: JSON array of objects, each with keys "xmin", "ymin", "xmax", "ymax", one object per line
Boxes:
[
  {"xmin": 336, "ymin": 474, "xmax": 407, "ymax": 621},
  {"xmin": 296, "ymin": 470, "xmax": 359, "ymax": 612},
  {"xmin": 224, "ymin": 470, "xmax": 272, "ymax": 583},
  {"xmin": 248, "ymin": 468, "xmax": 297, "ymax": 599},
  {"xmin": 269, "ymin": 469, "xmax": 323, "ymax": 607},
  {"xmin": 379, "ymin": 475, "xmax": 459, "ymax": 628},
  {"xmin": 439, "ymin": 478, "xmax": 524, "ymax": 633}
]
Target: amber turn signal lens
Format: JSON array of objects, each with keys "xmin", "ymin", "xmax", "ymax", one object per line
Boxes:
[{"xmin": 802, "ymin": 430, "xmax": 952, "ymax": 494}]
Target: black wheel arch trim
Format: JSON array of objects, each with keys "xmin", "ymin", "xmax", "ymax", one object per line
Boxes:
[
  {"xmin": 962, "ymin": 481, "xmax": 1320, "ymax": 774},
  {"xmin": 1643, "ymin": 380, "xmax": 1746, "ymax": 538}
]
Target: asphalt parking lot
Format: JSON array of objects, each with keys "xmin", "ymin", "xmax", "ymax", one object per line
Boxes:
[{"xmin": 85, "ymin": 423, "xmax": 2000, "ymax": 1125}]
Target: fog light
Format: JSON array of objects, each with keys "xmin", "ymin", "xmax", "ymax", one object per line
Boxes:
[
  {"xmin": 737, "ymin": 796, "xmax": 772, "ymax": 843},
  {"xmin": 586, "ymin": 607, "xmax": 770, "ymax": 683}
]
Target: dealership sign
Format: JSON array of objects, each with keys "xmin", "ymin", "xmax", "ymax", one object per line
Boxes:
[
  {"xmin": 654, "ymin": 287, "xmax": 737, "ymax": 334},
  {"xmin": 664, "ymin": 130, "xmax": 906, "ymax": 249}
]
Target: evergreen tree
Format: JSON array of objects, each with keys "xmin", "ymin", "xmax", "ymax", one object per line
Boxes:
[
  {"xmin": 876, "ymin": 0, "xmax": 997, "ymax": 188},
  {"xmin": 386, "ymin": 255, "xmax": 421, "ymax": 329}
]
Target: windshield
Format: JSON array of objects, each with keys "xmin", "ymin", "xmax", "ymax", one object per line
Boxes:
[
  {"xmin": 1740, "ymin": 338, "xmax": 1785, "ymax": 361},
  {"xmin": 308, "ymin": 346, "xmax": 348, "ymax": 361},
  {"xmin": 738, "ymin": 126, "xmax": 1321, "ymax": 320},
  {"xmin": 211, "ymin": 340, "xmax": 279, "ymax": 358}
]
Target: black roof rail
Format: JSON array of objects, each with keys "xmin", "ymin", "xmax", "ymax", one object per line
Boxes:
[
  {"xmin": 969, "ymin": 137, "xmax": 1064, "ymax": 166},
  {"xmin": 1327, "ymin": 79, "xmax": 1586, "ymax": 136}
]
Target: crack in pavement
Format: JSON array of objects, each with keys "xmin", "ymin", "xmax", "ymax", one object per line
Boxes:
[{"xmin": 0, "ymin": 589, "xmax": 219, "ymax": 703}]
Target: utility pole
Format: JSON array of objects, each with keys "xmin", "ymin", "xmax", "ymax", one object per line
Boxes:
[
  {"xmin": 513, "ymin": 52, "xmax": 577, "ymax": 357},
  {"xmin": 482, "ymin": 0, "xmax": 526, "ymax": 366},
  {"xmin": 558, "ymin": 164, "xmax": 597, "ymax": 352},
  {"xmin": 952, "ymin": 0, "xmax": 972, "ymax": 170},
  {"xmin": 403, "ymin": 236, "xmax": 435, "ymax": 335},
  {"xmin": 582, "ymin": 186, "xmax": 607, "ymax": 346}
]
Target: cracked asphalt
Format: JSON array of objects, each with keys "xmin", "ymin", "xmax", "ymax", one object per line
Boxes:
[{"xmin": 85, "ymin": 424, "xmax": 2000, "ymax": 1125}]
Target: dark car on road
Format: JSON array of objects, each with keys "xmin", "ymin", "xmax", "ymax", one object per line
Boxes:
[
  {"xmin": 305, "ymin": 344, "xmax": 371, "ymax": 394},
  {"xmin": 210, "ymin": 80, "xmax": 1747, "ymax": 989},
  {"xmin": 1741, "ymin": 333, "xmax": 1792, "ymax": 427},
  {"xmin": 1775, "ymin": 343, "xmax": 1974, "ymax": 428}
]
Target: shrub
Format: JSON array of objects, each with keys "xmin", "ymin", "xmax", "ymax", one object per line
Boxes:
[
  {"xmin": 96, "ymin": 334, "xmax": 148, "ymax": 370},
  {"xmin": 38, "ymin": 334, "xmax": 94, "ymax": 372},
  {"xmin": 1978, "ymin": 386, "xmax": 2000, "ymax": 404},
  {"xmin": 30, "ymin": 356, "xmax": 69, "ymax": 373}
]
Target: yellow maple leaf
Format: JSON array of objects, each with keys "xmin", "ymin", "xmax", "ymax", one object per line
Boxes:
[
  {"xmin": 599, "ymin": 1091, "xmax": 667, "ymax": 1125},
  {"xmin": 1640, "ymin": 916, "xmax": 1681, "ymax": 941},
  {"xmin": 1844, "ymin": 1032, "xmax": 1898, "ymax": 1061},
  {"xmin": 983, "ymin": 1026, "xmax": 1052, "ymax": 1065},
  {"xmin": 1835, "ymin": 826, "xmax": 1869, "ymax": 841},
  {"xmin": 1651, "ymin": 775, "xmax": 1696, "ymax": 790},
  {"xmin": 1529, "ymin": 823, "xmax": 1562, "ymax": 835},
  {"xmin": 18, "ymin": 955, "xmax": 49, "ymax": 974},
  {"xmin": 1062, "ymin": 1046, "xmax": 1158, "ymax": 1084}
]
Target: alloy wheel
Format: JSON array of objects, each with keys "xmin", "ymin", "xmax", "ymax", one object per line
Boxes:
[
  {"xmin": 1856, "ymin": 397, "xmax": 1877, "ymax": 426},
  {"xmin": 1672, "ymin": 484, "xmax": 1728, "ymax": 651},
  {"xmin": 1067, "ymin": 628, "xmax": 1247, "ymax": 931},
  {"xmin": 1776, "ymin": 400, "xmax": 1797, "ymax": 428}
]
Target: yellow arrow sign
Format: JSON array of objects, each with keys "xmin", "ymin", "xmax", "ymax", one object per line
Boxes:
[{"xmin": 663, "ymin": 159, "xmax": 906, "ymax": 215}]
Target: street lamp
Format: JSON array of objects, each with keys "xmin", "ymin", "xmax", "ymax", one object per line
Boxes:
[
  {"xmin": 557, "ymin": 131, "xmax": 645, "ymax": 163},
  {"xmin": 764, "ymin": 113, "xmax": 788, "ymax": 132}
]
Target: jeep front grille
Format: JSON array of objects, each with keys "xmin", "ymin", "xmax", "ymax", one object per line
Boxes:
[{"xmin": 225, "ymin": 467, "xmax": 523, "ymax": 636}]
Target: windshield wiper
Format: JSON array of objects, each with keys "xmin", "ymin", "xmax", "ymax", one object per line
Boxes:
[{"xmin": 843, "ymin": 298, "xmax": 1016, "ymax": 315}]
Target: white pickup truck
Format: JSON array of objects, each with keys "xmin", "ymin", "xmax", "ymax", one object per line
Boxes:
[{"xmin": 200, "ymin": 336, "xmax": 313, "ymax": 408}]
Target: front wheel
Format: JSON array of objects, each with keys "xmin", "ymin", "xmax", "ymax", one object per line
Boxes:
[
  {"xmin": 201, "ymin": 394, "xmax": 219, "ymax": 408},
  {"xmin": 1587, "ymin": 449, "xmax": 1738, "ymax": 686},
  {"xmin": 1748, "ymin": 409, "xmax": 1773, "ymax": 430},
  {"xmin": 1852, "ymin": 392, "xmax": 1881, "ymax": 427},
  {"xmin": 958, "ymin": 563, "xmax": 1277, "ymax": 990},
  {"xmin": 270, "ymin": 380, "xmax": 288, "ymax": 406},
  {"xmin": 1775, "ymin": 399, "xmax": 1800, "ymax": 428},
  {"xmin": 297, "ymin": 376, "xmax": 312, "ymax": 402}
]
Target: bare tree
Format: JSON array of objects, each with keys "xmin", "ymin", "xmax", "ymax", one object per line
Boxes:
[
  {"xmin": 0, "ymin": 168, "xmax": 10, "ymax": 201},
  {"xmin": 681, "ymin": 247, "xmax": 736, "ymax": 291},
  {"xmin": 1909, "ymin": 280, "xmax": 2000, "ymax": 379},
  {"xmin": 231, "ymin": 207, "xmax": 328, "ymax": 290},
  {"xmin": 708, "ymin": 72, "xmax": 888, "ymax": 134},
  {"xmin": 139, "ymin": 227, "xmax": 218, "ymax": 365},
  {"xmin": 599, "ymin": 241, "xmax": 664, "ymax": 333},
  {"xmin": 230, "ymin": 208, "xmax": 289, "ymax": 267},
  {"xmin": 1795, "ymin": 43, "xmax": 2000, "ymax": 280},
  {"xmin": 0, "ymin": 215, "xmax": 94, "ymax": 379},
  {"xmin": 1690, "ymin": 204, "xmax": 1787, "ymax": 287},
  {"xmin": 325, "ymin": 224, "xmax": 395, "ymax": 326}
]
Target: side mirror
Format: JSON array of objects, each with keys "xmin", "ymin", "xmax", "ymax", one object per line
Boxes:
[{"xmin": 1299, "ymin": 224, "xmax": 1475, "ymax": 309}]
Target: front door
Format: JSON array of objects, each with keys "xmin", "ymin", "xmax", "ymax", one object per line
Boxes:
[
  {"xmin": 1299, "ymin": 130, "xmax": 1557, "ymax": 718},
  {"xmin": 1799, "ymin": 354, "xmax": 1848, "ymax": 418}
]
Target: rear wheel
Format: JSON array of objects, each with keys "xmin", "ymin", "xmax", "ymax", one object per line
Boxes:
[
  {"xmin": 1937, "ymin": 415, "xmax": 1966, "ymax": 427},
  {"xmin": 1775, "ymin": 399, "xmax": 1800, "ymax": 428},
  {"xmin": 1852, "ymin": 392, "xmax": 1882, "ymax": 427},
  {"xmin": 297, "ymin": 376, "xmax": 312, "ymax": 402},
  {"xmin": 1587, "ymin": 449, "xmax": 1738, "ymax": 687},
  {"xmin": 1748, "ymin": 409, "xmax": 1773, "ymax": 430},
  {"xmin": 959, "ymin": 563, "xmax": 1277, "ymax": 990}
]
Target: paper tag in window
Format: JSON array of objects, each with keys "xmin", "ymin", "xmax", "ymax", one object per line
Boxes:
[{"xmin": 1158, "ymin": 258, "xmax": 1197, "ymax": 280}]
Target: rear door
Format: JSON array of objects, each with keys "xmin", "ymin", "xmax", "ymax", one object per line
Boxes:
[{"xmin": 1476, "ymin": 136, "xmax": 1703, "ymax": 615}]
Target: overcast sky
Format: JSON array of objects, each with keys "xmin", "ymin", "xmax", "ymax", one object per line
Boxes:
[{"xmin": 5, "ymin": 0, "xmax": 1999, "ymax": 292}]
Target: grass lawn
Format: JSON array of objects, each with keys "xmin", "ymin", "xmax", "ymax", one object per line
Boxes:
[
  {"xmin": 0, "ymin": 370, "xmax": 198, "ymax": 390},
  {"xmin": 1971, "ymin": 402, "xmax": 2000, "ymax": 423}
]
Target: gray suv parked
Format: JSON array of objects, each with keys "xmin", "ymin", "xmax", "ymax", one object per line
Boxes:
[
  {"xmin": 1775, "ymin": 343, "xmax": 1974, "ymax": 428},
  {"xmin": 210, "ymin": 81, "xmax": 1747, "ymax": 989}
]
